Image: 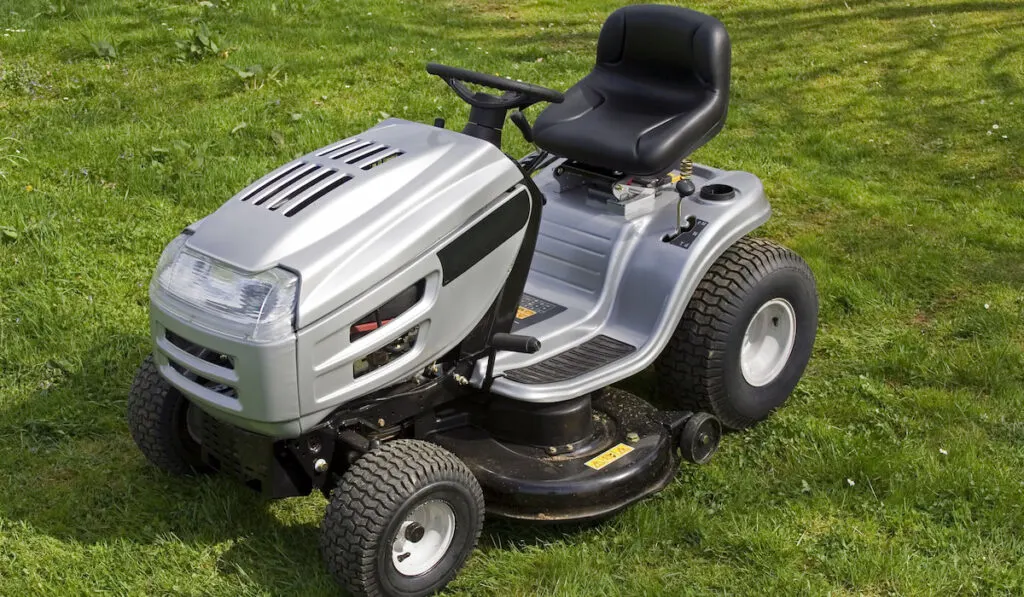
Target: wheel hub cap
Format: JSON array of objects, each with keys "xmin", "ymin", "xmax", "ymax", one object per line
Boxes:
[
  {"xmin": 391, "ymin": 500, "xmax": 456, "ymax": 576},
  {"xmin": 740, "ymin": 298, "xmax": 797, "ymax": 387},
  {"xmin": 184, "ymin": 403, "xmax": 203, "ymax": 445}
]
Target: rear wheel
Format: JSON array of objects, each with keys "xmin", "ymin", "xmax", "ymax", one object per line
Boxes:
[
  {"xmin": 321, "ymin": 439, "xmax": 485, "ymax": 597},
  {"xmin": 656, "ymin": 237, "xmax": 818, "ymax": 430},
  {"xmin": 127, "ymin": 355, "xmax": 207, "ymax": 474}
]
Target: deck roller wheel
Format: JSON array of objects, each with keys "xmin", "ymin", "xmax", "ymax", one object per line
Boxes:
[{"xmin": 679, "ymin": 412, "xmax": 721, "ymax": 465}]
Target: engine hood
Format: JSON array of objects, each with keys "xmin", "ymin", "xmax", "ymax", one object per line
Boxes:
[{"xmin": 186, "ymin": 119, "xmax": 523, "ymax": 327}]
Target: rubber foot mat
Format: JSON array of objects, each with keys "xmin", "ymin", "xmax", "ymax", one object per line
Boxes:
[{"xmin": 502, "ymin": 335, "xmax": 636, "ymax": 384}]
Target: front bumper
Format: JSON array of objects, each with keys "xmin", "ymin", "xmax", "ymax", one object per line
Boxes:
[
  {"xmin": 196, "ymin": 409, "xmax": 322, "ymax": 498},
  {"xmin": 149, "ymin": 299, "xmax": 305, "ymax": 437}
]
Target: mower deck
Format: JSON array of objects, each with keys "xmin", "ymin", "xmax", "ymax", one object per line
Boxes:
[{"xmin": 432, "ymin": 388, "xmax": 679, "ymax": 522}]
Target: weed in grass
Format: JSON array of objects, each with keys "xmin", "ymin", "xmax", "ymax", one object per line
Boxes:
[
  {"xmin": 272, "ymin": 0, "xmax": 324, "ymax": 16},
  {"xmin": 87, "ymin": 38, "xmax": 117, "ymax": 59},
  {"xmin": 225, "ymin": 63, "xmax": 284, "ymax": 91},
  {"xmin": 0, "ymin": 61, "xmax": 49, "ymax": 97},
  {"xmin": 174, "ymin": 22, "xmax": 225, "ymax": 62},
  {"xmin": 142, "ymin": 140, "xmax": 213, "ymax": 183},
  {"xmin": 37, "ymin": 2, "xmax": 77, "ymax": 20},
  {"xmin": 0, "ymin": 226, "xmax": 16, "ymax": 242},
  {"xmin": 0, "ymin": 137, "xmax": 26, "ymax": 180}
]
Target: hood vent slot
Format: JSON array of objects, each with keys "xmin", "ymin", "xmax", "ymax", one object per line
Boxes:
[
  {"xmin": 345, "ymin": 144, "xmax": 388, "ymax": 164},
  {"xmin": 360, "ymin": 148, "xmax": 404, "ymax": 170},
  {"xmin": 253, "ymin": 164, "xmax": 318, "ymax": 206},
  {"xmin": 234, "ymin": 136, "xmax": 405, "ymax": 216},
  {"xmin": 315, "ymin": 137, "xmax": 404, "ymax": 170},
  {"xmin": 324, "ymin": 140, "xmax": 372, "ymax": 160},
  {"xmin": 284, "ymin": 174, "xmax": 352, "ymax": 217},
  {"xmin": 267, "ymin": 168, "xmax": 336, "ymax": 211},
  {"xmin": 238, "ymin": 162, "xmax": 352, "ymax": 216},
  {"xmin": 315, "ymin": 137, "xmax": 363, "ymax": 158},
  {"xmin": 238, "ymin": 162, "xmax": 308, "ymax": 203}
]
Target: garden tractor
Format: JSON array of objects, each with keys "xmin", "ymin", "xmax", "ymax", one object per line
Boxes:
[{"xmin": 128, "ymin": 5, "xmax": 818, "ymax": 595}]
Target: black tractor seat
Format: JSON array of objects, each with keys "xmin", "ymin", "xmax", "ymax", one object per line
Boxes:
[{"xmin": 533, "ymin": 5, "xmax": 731, "ymax": 177}]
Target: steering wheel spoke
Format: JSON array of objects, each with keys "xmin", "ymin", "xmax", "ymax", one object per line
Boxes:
[
  {"xmin": 445, "ymin": 78, "xmax": 527, "ymax": 110},
  {"xmin": 427, "ymin": 62, "xmax": 564, "ymax": 110}
]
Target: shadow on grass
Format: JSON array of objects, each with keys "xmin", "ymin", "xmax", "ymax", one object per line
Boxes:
[
  {"xmin": 0, "ymin": 332, "xmax": 618, "ymax": 592},
  {"xmin": 0, "ymin": 333, "xmax": 332, "ymax": 590}
]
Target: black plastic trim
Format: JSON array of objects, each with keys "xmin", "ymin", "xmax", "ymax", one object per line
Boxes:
[
  {"xmin": 699, "ymin": 183, "xmax": 736, "ymax": 201},
  {"xmin": 457, "ymin": 170, "xmax": 545, "ymax": 362},
  {"xmin": 438, "ymin": 187, "xmax": 530, "ymax": 286}
]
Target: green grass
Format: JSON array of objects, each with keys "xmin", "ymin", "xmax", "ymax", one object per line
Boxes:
[{"xmin": 1, "ymin": 0, "xmax": 1022, "ymax": 594}]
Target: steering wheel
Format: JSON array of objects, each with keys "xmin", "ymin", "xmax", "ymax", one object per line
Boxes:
[{"xmin": 426, "ymin": 62, "xmax": 565, "ymax": 110}]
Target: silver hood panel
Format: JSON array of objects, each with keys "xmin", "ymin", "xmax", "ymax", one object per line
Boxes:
[{"xmin": 186, "ymin": 119, "xmax": 523, "ymax": 326}]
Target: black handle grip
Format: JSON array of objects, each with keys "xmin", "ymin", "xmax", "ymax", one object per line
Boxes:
[
  {"xmin": 426, "ymin": 62, "xmax": 564, "ymax": 104},
  {"xmin": 491, "ymin": 333, "xmax": 542, "ymax": 354}
]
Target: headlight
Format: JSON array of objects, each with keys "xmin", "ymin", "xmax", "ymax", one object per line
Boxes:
[{"xmin": 149, "ymin": 233, "xmax": 299, "ymax": 343}]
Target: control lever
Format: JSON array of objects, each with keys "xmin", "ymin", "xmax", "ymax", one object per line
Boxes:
[
  {"xmin": 483, "ymin": 332, "xmax": 542, "ymax": 388},
  {"xmin": 674, "ymin": 179, "xmax": 697, "ymax": 235},
  {"xmin": 510, "ymin": 110, "xmax": 534, "ymax": 143},
  {"xmin": 675, "ymin": 179, "xmax": 696, "ymax": 198},
  {"xmin": 491, "ymin": 333, "xmax": 541, "ymax": 354}
]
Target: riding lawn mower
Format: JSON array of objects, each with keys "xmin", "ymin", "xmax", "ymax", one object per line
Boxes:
[{"xmin": 128, "ymin": 5, "xmax": 818, "ymax": 596}]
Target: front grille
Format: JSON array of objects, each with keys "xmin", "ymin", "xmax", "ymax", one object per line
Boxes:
[
  {"xmin": 165, "ymin": 329, "xmax": 234, "ymax": 369},
  {"xmin": 164, "ymin": 330, "xmax": 237, "ymax": 399}
]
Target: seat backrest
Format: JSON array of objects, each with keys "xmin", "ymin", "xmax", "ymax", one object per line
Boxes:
[
  {"xmin": 596, "ymin": 5, "xmax": 730, "ymax": 99},
  {"xmin": 532, "ymin": 5, "xmax": 731, "ymax": 176}
]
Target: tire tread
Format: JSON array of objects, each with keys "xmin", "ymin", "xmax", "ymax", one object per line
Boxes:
[
  {"xmin": 126, "ymin": 355, "xmax": 200, "ymax": 475},
  {"xmin": 656, "ymin": 237, "xmax": 816, "ymax": 429},
  {"xmin": 321, "ymin": 439, "xmax": 484, "ymax": 597}
]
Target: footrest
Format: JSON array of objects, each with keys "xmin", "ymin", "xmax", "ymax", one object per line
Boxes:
[{"xmin": 502, "ymin": 335, "xmax": 636, "ymax": 384}]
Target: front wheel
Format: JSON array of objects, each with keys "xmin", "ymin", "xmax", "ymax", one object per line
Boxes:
[
  {"xmin": 127, "ymin": 355, "xmax": 207, "ymax": 474},
  {"xmin": 321, "ymin": 439, "xmax": 485, "ymax": 597},
  {"xmin": 656, "ymin": 237, "xmax": 818, "ymax": 430}
]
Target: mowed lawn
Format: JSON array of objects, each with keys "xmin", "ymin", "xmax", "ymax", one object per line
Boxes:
[{"xmin": 1, "ymin": 0, "xmax": 1022, "ymax": 594}]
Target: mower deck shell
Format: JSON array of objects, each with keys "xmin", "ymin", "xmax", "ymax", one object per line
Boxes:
[{"xmin": 432, "ymin": 388, "xmax": 681, "ymax": 521}]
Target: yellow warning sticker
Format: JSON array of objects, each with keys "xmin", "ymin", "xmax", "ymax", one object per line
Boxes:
[
  {"xmin": 515, "ymin": 306, "xmax": 536, "ymax": 320},
  {"xmin": 584, "ymin": 443, "xmax": 635, "ymax": 470}
]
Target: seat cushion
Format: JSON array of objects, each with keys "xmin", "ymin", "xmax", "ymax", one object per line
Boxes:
[{"xmin": 532, "ymin": 5, "xmax": 730, "ymax": 177}]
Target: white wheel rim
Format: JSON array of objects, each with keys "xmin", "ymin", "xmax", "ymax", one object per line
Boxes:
[
  {"xmin": 391, "ymin": 500, "xmax": 456, "ymax": 577},
  {"xmin": 184, "ymin": 403, "xmax": 203, "ymax": 445},
  {"xmin": 740, "ymin": 298, "xmax": 797, "ymax": 387}
]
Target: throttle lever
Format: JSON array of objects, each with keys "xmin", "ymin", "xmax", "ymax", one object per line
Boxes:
[{"xmin": 510, "ymin": 110, "xmax": 534, "ymax": 143}]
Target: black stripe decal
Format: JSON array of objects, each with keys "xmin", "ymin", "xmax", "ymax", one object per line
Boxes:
[{"xmin": 438, "ymin": 188, "xmax": 531, "ymax": 286}]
